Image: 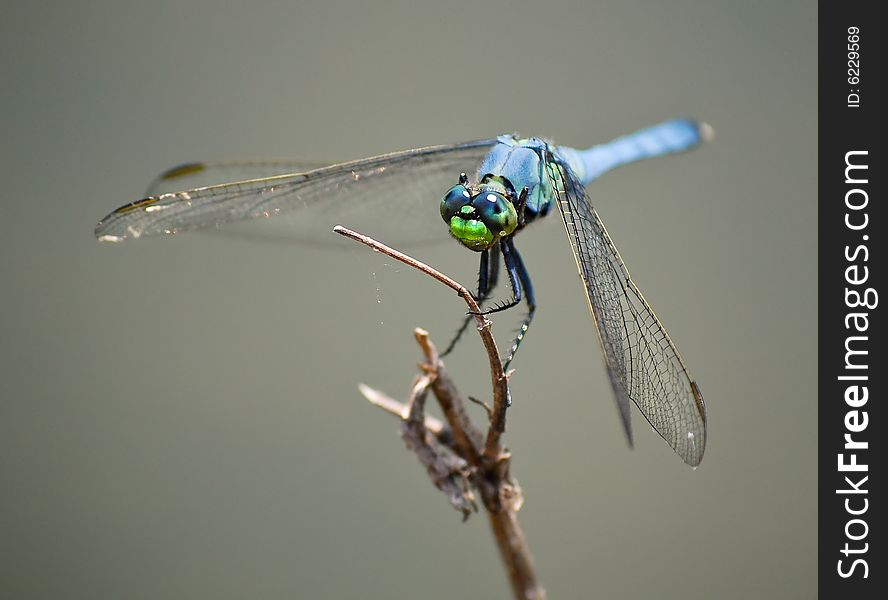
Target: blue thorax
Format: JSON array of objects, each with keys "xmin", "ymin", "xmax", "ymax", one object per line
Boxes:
[{"xmin": 475, "ymin": 135, "xmax": 588, "ymax": 223}]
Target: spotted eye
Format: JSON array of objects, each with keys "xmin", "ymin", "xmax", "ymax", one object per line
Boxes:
[
  {"xmin": 440, "ymin": 184, "xmax": 471, "ymax": 223},
  {"xmin": 472, "ymin": 191, "xmax": 518, "ymax": 236}
]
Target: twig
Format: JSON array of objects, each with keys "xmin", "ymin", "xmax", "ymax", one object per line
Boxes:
[
  {"xmin": 337, "ymin": 225, "xmax": 545, "ymax": 600},
  {"xmin": 358, "ymin": 383, "xmax": 448, "ymax": 439},
  {"xmin": 400, "ymin": 373, "xmax": 476, "ymax": 517},
  {"xmin": 414, "ymin": 328, "xmax": 485, "ymax": 465},
  {"xmin": 334, "ymin": 225, "xmax": 510, "ymax": 451}
]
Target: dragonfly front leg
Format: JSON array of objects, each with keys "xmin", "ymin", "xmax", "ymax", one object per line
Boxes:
[
  {"xmin": 476, "ymin": 244, "xmax": 499, "ymax": 300},
  {"xmin": 477, "ymin": 237, "xmax": 524, "ymax": 315},
  {"xmin": 441, "ymin": 245, "xmax": 500, "ymax": 357},
  {"xmin": 474, "ymin": 238, "xmax": 537, "ymax": 368}
]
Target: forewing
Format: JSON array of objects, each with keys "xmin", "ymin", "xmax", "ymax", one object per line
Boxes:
[
  {"xmin": 96, "ymin": 139, "xmax": 498, "ymax": 243},
  {"xmin": 550, "ymin": 158, "xmax": 707, "ymax": 466},
  {"xmin": 145, "ymin": 160, "xmax": 328, "ymax": 196}
]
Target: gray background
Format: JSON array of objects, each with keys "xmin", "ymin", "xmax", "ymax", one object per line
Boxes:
[{"xmin": 1, "ymin": 1, "xmax": 816, "ymax": 598}]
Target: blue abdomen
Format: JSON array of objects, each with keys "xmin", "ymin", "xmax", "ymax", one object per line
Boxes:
[{"xmin": 474, "ymin": 120, "xmax": 709, "ymax": 226}]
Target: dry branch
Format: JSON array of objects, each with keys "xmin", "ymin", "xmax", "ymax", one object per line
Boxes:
[{"xmin": 337, "ymin": 225, "xmax": 546, "ymax": 600}]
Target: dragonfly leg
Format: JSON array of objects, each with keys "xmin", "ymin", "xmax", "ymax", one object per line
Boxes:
[
  {"xmin": 502, "ymin": 242, "xmax": 536, "ymax": 370},
  {"xmin": 477, "ymin": 245, "xmax": 493, "ymax": 300},
  {"xmin": 475, "ymin": 237, "xmax": 523, "ymax": 316},
  {"xmin": 472, "ymin": 238, "xmax": 536, "ymax": 368},
  {"xmin": 441, "ymin": 245, "xmax": 500, "ymax": 357}
]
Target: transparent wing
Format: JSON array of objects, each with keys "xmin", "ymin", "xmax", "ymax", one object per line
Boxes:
[
  {"xmin": 549, "ymin": 156, "xmax": 707, "ymax": 466},
  {"xmin": 96, "ymin": 139, "xmax": 498, "ymax": 243},
  {"xmin": 145, "ymin": 160, "xmax": 328, "ymax": 196}
]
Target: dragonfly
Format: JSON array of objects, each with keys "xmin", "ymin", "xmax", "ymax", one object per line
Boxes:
[{"xmin": 95, "ymin": 119, "xmax": 710, "ymax": 466}]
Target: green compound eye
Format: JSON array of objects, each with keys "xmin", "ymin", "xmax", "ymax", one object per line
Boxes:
[
  {"xmin": 443, "ymin": 187, "xmax": 519, "ymax": 252},
  {"xmin": 472, "ymin": 191, "xmax": 518, "ymax": 238}
]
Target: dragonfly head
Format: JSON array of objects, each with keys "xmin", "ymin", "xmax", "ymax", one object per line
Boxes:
[{"xmin": 440, "ymin": 173, "xmax": 519, "ymax": 251}]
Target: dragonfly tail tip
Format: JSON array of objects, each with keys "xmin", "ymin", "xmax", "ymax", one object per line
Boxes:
[{"xmin": 698, "ymin": 122, "xmax": 715, "ymax": 143}]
